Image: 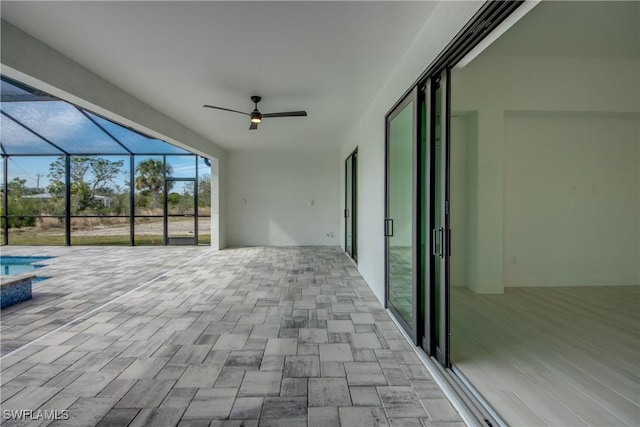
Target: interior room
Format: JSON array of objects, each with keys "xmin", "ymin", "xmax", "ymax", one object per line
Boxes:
[{"xmin": 449, "ymin": 2, "xmax": 640, "ymax": 425}]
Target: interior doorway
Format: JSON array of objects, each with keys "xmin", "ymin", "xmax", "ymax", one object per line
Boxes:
[{"xmin": 345, "ymin": 148, "xmax": 358, "ymax": 261}]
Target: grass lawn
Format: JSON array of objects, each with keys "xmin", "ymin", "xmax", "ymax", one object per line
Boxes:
[{"xmin": 6, "ymin": 234, "xmax": 211, "ymax": 246}]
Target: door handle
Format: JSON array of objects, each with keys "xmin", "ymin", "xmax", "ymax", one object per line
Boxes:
[
  {"xmin": 344, "ymin": 209, "xmax": 349, "ymax": 218},
  {"xmin": 432, "ymin": 227, "xmax": 444, "ymax": 258},
  {"xmin": 384, "ymin": 218, "xmax": 394, "ymax": 237}
]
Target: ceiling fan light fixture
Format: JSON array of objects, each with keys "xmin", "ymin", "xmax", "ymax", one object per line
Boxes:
[
  {"xmin": 250, "ymin": 111, "xmax": 262, "ymax": 123},
  {"xmin": 203, "ymin": 96, "xmax": 306, "ymax": 130}
]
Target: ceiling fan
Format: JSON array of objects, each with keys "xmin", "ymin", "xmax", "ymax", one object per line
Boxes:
[{"xmin": 203, "ymin": 96, "xmax": 307, "ymax": 130}]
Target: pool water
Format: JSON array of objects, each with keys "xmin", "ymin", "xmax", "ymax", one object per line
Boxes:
[{"xmin": 0, "ymin": 256, "xmax": 53, "ymax": 276}]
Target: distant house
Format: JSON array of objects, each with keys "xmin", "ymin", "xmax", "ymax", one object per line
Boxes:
[{"xmin": 21, "ymin": 193, "xmax": 111, "ymax": 208}]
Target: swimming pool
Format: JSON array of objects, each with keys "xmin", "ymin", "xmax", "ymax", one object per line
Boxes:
[{"xmin": 0, "ymin": 256, "xmax": 52, "ymax": 277}]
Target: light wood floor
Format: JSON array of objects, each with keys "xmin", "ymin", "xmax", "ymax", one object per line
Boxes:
[{"xmin": 451, "ymin": 285, "xmax": 640, "ymax": 427}]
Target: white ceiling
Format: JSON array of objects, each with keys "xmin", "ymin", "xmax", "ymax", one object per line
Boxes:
[
  {"xmin": 485, "ymin": 1, "xmax": 640, "ymax": 59},
  {"xmin": 1, "ymin": 1, "xmax": 437, "ymax": 152}
]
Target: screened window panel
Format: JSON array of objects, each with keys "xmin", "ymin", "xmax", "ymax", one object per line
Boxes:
[
  {"xmin": 7, "ymin": 156, "xmax": 65, "ymax": 216},
  {"xmin": 198, "ymin": 216, "xmax": 211, "ymax": 245},
  {"xmin": 165, "ymin": 156, "xmax": 196, "ymax": 179},
  {"xmin": 167, "ymin": 180, "xmax": 195, "ymax": 215},
  {"xmin": 7, "ymin": 216, "xmax": 65, "ymax": 245},
  {"xmin": 70, "ymin": 217, "xmax": 130, "ymax": 245},
  {"xmin": 1, "ymin": 76, "xmax": 210, "ymax": 247},
  {"xmin": 0, "ymin": 115, "xmax": 64, "ymax": 155},
  {"xmin": 134, "ymin": 217, "xmax": 164, "ymax": 245},
  {"xmin": 198, "ymin": 157, "xmax": 212, "ymax": 216},
  {"xmin": 1, "ymin": 79, "xmax": 33, "ymax": 97},
  {"xmin": 87, "ymin": 112, "xmax": 189, "ymax": 154},
  {"xmin": 134, "ymin": 156, "xmax": 166, "ymax": 215},
  {"xmin": 1, "ymin": 102, "xmax": 128, "ymax": 154},
  {"xmin": 68, "ymin": 156, "xmax": 130, "ymax": 216}
]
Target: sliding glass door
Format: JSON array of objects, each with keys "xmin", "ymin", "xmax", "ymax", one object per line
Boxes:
[
  {"xmin": 419, "ymin": 72, "xmax": 452, "ymax": 365},
  {"xmin": 431, "ymin": 70, "xmax": 451, "ymax": 366},
  {"xmin": 385, "ymin": 72, "xmax": 451, "ymax": 359},
  {"xmin": 386, "ymin": 89, "xmax": 419, "ymax": 341},
  {"xmin": 345, "ymin": 149, "xmax": 357, "ymax": 261}
]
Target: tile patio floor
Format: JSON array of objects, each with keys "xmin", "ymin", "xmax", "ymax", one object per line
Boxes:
[{"xmin": 0, "ymin": 246, "xmax": 464, "ymax": 426}]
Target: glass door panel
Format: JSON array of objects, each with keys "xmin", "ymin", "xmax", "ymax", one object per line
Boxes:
[
  {"xmin": 345, "ymin": 149, "xmax": 358, "ymax": 261},
  {"xmin": 352, "ymin": 150, "xmax": 357, "ymax": 261},
  {"xmin": 432, "ymin": 79, "xmax": 442, "ymax": 356},
  {"xmin": 165, "ymin": 179, "xmax": 196, "ymax": 245},
  {"xmin": 420, "ymin": 83, "xmax": 432, "ymax": 354},
  {"xmin": 345, "ymin": 155, "xmax": 353, "ymax": 258},
  {"xmin": 420, "ymin": 71, "xmax": 451, "ymax": 366},
  {"xmin": 386, "ymin": 90, "xmax": 417, "ymax": 339},
  {"xmin": 434, "ymin": 70, "xmax": 451, "ymax": 366}
]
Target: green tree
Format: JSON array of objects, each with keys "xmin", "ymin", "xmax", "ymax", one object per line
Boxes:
[
  {"xmin": 170, "ymin": 184, "xmax": 195, "ymax": 214},
  {"xmin": 198, "ymin": 174, "xmax": 211, "ymax": 209},
  {"xmin": 135, "ymin": 159, "xmax": 172, "ymax": 210},
  {"xmin": 47, "ymin": 156, "xmax": 124, "ymax": 212},
  {"xmin": 89, "ymin": 158, "xmax": 124, "ymax": 196},
  {"xmin": 167, "ymin": 192, "xmax": 181, "ymax": 207},
  {"xmin": 7, "ymin": 177, "xmax": 28, "ymax": 196},
  {"xmin": 6, "ymin": 178, "xmax": 37, "ymax": 227}
]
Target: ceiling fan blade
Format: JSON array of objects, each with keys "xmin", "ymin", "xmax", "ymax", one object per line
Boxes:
[
  {"xmin": 203, "ymin": 105, "xmax": 250, "ymax": 116},
  {"xmin": 249, "ymin": 122, "xmax": 258, "ymax": 130},
  {"xmin": 262, "ymin": 111, "xmax": 307, "ymax": 118}
]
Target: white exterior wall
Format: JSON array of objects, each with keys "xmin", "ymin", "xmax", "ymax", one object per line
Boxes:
[{"xmin": 226, "ymin": 149, "xmax": 340, "ymax": 247}]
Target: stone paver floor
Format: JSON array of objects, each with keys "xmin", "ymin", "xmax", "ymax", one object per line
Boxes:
[{"xmin": 0, "ymin": 246, "xmax": 463, "ymax": 426}]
